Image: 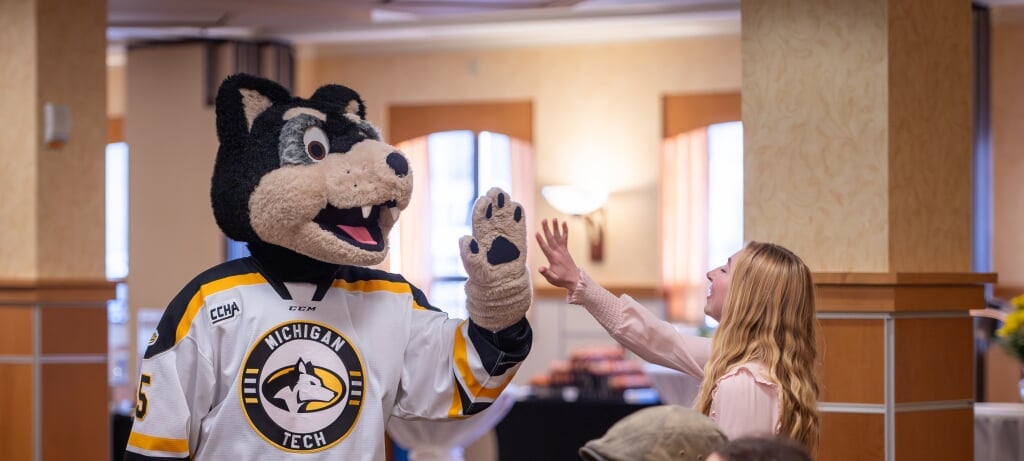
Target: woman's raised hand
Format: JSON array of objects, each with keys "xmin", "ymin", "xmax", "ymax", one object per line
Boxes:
[{"xmin": 535, "ymin": 218, "xmax": 581, "ymax": 291}]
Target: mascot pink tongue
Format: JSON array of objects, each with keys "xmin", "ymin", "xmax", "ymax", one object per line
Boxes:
[
  {"xmin": 338, "ymin": 224, "xmax": 376, "ymax": 245},
  {"xmin": 123, "ymin": 73, "xmax": 535, "ymax": 461}
]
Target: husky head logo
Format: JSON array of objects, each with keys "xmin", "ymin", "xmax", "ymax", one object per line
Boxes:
[
  {"xmin": 264, "ymin": 358, "xmax": 342, "ymax": 413},
  {"xmin": 241, "ymin": 321, "xmax": 365, "ymax": 452}
]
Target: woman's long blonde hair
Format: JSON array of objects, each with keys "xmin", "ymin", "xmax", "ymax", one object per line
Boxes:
[{"xmin": 694, "ymin": 241, "xmax": 820, "ymax": 452}]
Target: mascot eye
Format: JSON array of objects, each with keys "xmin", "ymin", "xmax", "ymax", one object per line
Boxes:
[{"xmin": 303, "ymin": 127, "xmax": 330, "ymax": 161}]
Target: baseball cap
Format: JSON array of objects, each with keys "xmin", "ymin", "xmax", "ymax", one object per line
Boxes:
[{"xmin": 579, "ymin": 405, "xmax": 728, "ymax": 461}]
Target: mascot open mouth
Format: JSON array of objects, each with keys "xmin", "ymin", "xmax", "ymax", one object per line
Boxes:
[{"xmin": 314, "ymin": 200, "xmax": 397, "ymax": 252}]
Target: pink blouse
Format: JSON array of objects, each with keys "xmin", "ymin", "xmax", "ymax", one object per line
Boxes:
[{"xmin": 568, "ymin": 270, "xmax": 779, "ymax": 439}]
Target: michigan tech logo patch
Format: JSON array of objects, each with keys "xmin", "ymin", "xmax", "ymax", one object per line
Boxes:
[{"xmin": 241, "ymin": 321, "xmax": 365, "ymax": 452}]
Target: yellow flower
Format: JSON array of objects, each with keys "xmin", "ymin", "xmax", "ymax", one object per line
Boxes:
[
  {"xmin": 1012, "ymin": 294, "xmax": 1024, "ymax": 310},
  {"xmin": 998, "ymin": 309, "xmax": 1024, "ymax": 337}
]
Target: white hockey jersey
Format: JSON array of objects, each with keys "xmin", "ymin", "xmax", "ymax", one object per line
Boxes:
[{"xmin": 124, "ymin": 257, "xmax": 531, "ymax": 460}]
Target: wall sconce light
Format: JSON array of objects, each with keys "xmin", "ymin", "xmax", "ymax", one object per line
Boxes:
[{"xmin": 541, "ymin": 185, "xmax": 608, "ymax": 262}]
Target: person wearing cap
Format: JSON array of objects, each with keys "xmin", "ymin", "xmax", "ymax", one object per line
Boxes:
[
  {"xmin": 537, "ymin": 219, "xmax": 820, "ymax": 453},
  {"xmin": 578, "ymin": 405, "xmax": 728, "ymax": 461},
  {"xmin": 708, "ymin": 435, "xmax": 813, "ymax": 461}
]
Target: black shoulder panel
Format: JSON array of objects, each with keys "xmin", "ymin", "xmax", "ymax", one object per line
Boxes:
[{"xmin": 143, "ymin": 258, "xmax": 261, "ymax": 359}]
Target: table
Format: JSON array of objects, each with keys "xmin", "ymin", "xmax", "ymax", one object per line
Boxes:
[
  {"xmin": 975, "ymin": 402, "xmax": 1024, "ymax": 461},
  {"xmin": 494, "ymin": 398, "xmax": 656, "ymax": 461}
]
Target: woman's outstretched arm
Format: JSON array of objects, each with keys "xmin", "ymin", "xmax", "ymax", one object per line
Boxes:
[{"xmin": 535, "ymin": 218, "xmax": 709, "ymax": 378}]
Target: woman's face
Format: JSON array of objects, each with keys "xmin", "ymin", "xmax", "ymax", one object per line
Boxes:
[{"xmin": 704, "ymin": 249, "xmax": 740, "ymax": 321}]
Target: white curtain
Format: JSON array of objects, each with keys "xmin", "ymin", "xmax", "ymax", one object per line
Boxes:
[
  {"xmin": 509, "ymin": 137, "xmax": 536, "ymax": 272},
  {"xmin": 659, "ymin": 129, "xmax": 709, "ymax": 324}
]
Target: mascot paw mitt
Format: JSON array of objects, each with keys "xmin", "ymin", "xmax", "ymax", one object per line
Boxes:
[{"xmin": 123, "ymin": 73, "xmax": 533, "ymax": 461}]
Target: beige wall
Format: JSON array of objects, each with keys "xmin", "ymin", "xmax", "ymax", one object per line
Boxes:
[
  {"xmin": 301, "ymin": 37, "xmax": 742, "ymax": 285},
  {"xmin": 108, "ymin": 64, "xmax": 126, "ymax": 118},
  {"xmin": 992, "ymin": 6, "xmax": 1024, "ymax": 294},
  {"xmin": 125, "ymin": 44, "xmax": 224, "ymax": 314}
]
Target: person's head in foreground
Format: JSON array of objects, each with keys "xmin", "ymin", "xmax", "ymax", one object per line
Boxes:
[
  {"xmin": 699, "ymin": 241, "xmax": 821, "ymax": 452},
  {"xmin": 708, "ymin": 436, "xmax": 813, "ymax": 461},
  {"xmin": 578, "ymin": 405, "xmax": 728, "ymax": 461}
]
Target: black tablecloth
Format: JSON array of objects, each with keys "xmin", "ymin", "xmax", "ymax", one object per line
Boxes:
[{"xmin": 494, "ymin": 399, "xmax": 656, "ymax": 461}]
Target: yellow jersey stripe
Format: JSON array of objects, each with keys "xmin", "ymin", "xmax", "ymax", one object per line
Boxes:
[
  {"xmin": 127, "ymin": 431, "xmax": 189, "ymax": 455},
  {"xmin": 331, "ymin": 279, "xmax": 428, "ymax": 310},
  {"xmin": 452, "ymin": 321, "xmax": 506, "ymax": 401},
  {"xmin": 175, "ymin": 273, "xmax": 268, "ymax": 344}
]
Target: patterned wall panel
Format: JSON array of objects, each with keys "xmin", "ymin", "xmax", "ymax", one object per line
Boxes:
[
  {"xmin": 992, "ymin": 6, "xmax": 1024, "ymax": 290},
  {"xmin": 36, "ymin": 0, "xmax": 108, "ymax": 278},
  {"xmin": 0, "ymin": 0, "xmax": 40, "ymax": 278},
  {"xmin": 887, "ymin": 0, "xmax": 972, "ymax": 272},
  {"xmin": 742, "ymin": 0, "xmax": 890, "ymax": 272}
]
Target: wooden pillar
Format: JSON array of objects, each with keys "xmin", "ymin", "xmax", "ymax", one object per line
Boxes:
[
  {"xmin": 814, "ymin": 273, "xmax": 992, "ymax": 461},
  {"xmin": 0, "ymin": 281, "xmax": 116, "ymax": 461},
  {"xmin": 742, "ymin": 1, "xmax": 979, "ymax": 459},
  {"xmin": 0, "ymin": 0, "xmax": 112, "ymax": 459}
]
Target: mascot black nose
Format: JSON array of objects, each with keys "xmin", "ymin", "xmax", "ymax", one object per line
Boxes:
[{"xmin": 386, "ymin": 152, "xmax": 409, "ymax": 178}]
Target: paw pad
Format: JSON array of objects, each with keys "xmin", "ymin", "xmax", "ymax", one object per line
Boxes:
[{"xmin": 486, "ymin": 236, "xmax": 520, "ymax": 265}]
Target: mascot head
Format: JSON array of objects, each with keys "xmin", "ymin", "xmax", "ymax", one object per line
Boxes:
[{"xmin": 211, "ymin": 74, "xmax": 412, "ymax": 269}]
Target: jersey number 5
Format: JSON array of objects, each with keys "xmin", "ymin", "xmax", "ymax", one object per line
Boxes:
[{"xmin": 135, "ymin": 374, "xmax": 152, "ymax": 420}]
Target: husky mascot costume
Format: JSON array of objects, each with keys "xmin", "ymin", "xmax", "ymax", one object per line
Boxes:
[{"xmin": 124, "ymin": 74, "xmax": 533, "ymax": 460}]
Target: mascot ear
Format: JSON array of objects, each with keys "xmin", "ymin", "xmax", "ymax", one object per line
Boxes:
[
  {"xmin": 215, "ymin": 74, "xmax": 292, "ymax": 143},
  {"xmin": 211, "ymin": 74, "xmax": 291, "ymax": 244},
  {"xmin": 310, "ymin": 84, "xmax": 367, "ymax": 120}
]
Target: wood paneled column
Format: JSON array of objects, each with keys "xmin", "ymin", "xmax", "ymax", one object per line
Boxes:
[
  {"xmin": 813, "ymin": 273, "xmax": 993, "ymax": 461},
  {"xmin": 0, "ymin": 0, "xmax": 111, "ymax": 459},
  {"xmin": 0, "ymin": 280, "xmax": 116, "ymax": 461},
  {"xmin": 742, "ymin": 1, "xmax": 978, "ymax": 460}
]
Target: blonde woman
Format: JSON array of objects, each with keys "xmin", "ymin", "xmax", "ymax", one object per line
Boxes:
[{"xmin": 536, "ymin": 219, "xmax": 820, "ymax": 452}]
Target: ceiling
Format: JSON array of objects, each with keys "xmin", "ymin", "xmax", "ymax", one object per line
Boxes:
[
  {"xmin": 107, "ymin": 0, "xmax": 1021, "ymax": 60},
  {"xmin": 107, "ymin": 0, "xmax": 742, "ymax": 56}
]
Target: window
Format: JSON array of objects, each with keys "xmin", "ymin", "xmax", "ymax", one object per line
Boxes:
[
  {"xmin": 227, "ymin": 238, "xmax": 250, "ymax": 260},
  {"xmin": 706, "ymin": 122, "xmax": 744, "ymax": 274},
  {"xmin": 106, "ymin": 142, "xmax": 129, "ymax": 280},
  {"xmin": 430, "ymin": 131, "xmax": 512, "ymax": 319},
  {"xmin": 105, "ymin": 141, "xmax": 133, "ymax": 414},
  {"xmin": 704, "ymin": 121, "xmax": 744, "ymax": 329}
]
